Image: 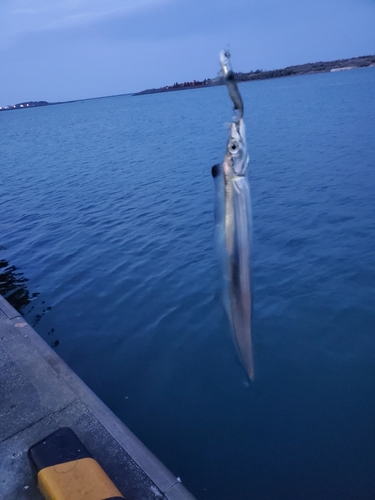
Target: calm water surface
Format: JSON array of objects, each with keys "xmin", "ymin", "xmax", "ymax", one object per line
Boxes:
[{"xmin": 1, "ymin": 68, "xmax": 375, "ymax": 499}]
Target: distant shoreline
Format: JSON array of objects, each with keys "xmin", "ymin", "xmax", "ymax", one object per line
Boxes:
[
  {"xmin": 1, "ymin": 54, "xmax": 374, "ymax": 111},
  {"xmin": 132, "ymin": 54, "xmax": 375, "ymax": 96},
  {"xmin": 0, "ymin": 100, "xmax": 70, "ymax": 112}
]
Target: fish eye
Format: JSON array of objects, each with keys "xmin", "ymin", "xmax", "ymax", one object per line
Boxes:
[{"xmin": 228, "ymin": 140, "xmax": 239, "ymax": 154}]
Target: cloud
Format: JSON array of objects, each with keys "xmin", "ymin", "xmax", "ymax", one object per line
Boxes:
[{"xmin": 2, "ymin": 0, "xmax": 173, "ymax": 43}]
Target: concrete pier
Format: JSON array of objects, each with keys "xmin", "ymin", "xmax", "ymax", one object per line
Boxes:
[{"xmin": 0, "ymin": 295, "xmax": 195, "ymax": 500}]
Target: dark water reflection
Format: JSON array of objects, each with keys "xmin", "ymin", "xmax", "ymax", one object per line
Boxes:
[
  {"xmin": 0, "ymin": 256, "xmax": 37, "ymax": 311},
  {"xmin": 0, "ymin": 254, "xmax": 57, "ymax": 343}
]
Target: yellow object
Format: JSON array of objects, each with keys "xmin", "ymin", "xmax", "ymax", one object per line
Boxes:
[{"xmin": 38, "ymin": 457, "xmax": 124, "ymax": 500}]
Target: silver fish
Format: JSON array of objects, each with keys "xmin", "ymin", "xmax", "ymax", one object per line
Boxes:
[{"xmin": 212, "ymin": 50, "xmax": 253, "ymax": 379}]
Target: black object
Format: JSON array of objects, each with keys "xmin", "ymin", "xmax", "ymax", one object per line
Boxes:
[{"xmin": 29, "ymin": 427, "xmax": 92, "ymax": 472}]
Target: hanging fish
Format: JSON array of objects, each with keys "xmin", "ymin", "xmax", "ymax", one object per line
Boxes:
[{"xmin": 212, "ymin": 50, "xmax": 254, "ymax": 380}]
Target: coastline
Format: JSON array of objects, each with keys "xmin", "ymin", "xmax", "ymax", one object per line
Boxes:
[
  {"xmin": 1, "ymin": 54, "xmax": 374, "ymax": 109},
  {"xmin": 132, "ymin": 54, "xmax": 375, "ymax": 96}
]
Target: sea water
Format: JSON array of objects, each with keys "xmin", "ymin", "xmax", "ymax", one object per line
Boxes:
[{"xmin": 1, "ymin": 68, "xmax": 375, "ymax": 499}]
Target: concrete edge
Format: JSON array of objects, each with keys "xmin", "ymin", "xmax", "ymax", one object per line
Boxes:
[
  {"xmin": 0, "ymin": 295, "xmax": 195, "ymax": 499},
  {"xmin": 0, "ymin": 295, "xmax": 22, "ymax": 320}
]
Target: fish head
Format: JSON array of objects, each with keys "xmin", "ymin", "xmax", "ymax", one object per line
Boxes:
[{"xmin": 226, "ymin": 118, "xmax": 248, "ymax": 176}]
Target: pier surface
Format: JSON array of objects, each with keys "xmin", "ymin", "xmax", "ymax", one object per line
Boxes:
[{"xmin": 0, "ymin": 295, "xmax": 195, "ymax": 500}]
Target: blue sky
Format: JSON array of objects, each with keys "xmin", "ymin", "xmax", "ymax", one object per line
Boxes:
[{"xmin": 1, "ymin": 0, "xmax": 374, "ymax": 104}]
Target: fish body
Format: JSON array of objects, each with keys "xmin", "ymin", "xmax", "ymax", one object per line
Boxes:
[{"xmin": 213, "ymin": 51, "xmax": 253, "ymax": 379}]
